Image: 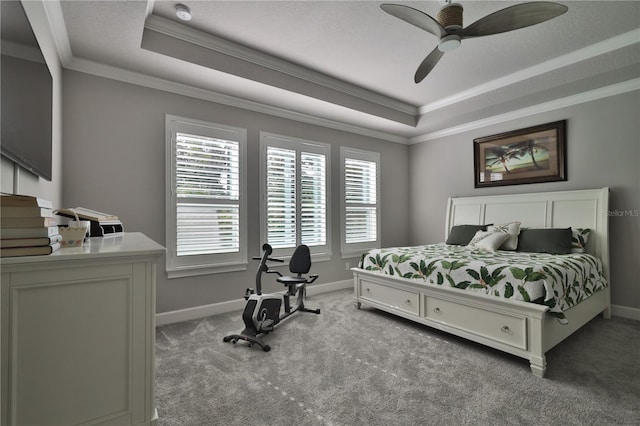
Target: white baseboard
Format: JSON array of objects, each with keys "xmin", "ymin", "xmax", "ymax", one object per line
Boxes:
[
  {"xmin": 156, "ymin": 282, "xmax": 639, "ymax": 326},
  {"xmin": 156, "ymin": 298, "xmax": 245, "ymax": 327},
  {"xmin": 305, "ymin": 279, "xmax": 352, "ymax": 296},
  {"xmin": 156, "ymin": 279, "xmax": 352, "ymax": 326},
  {"xmin": 611, "ymin": 304, "xmax": 640, "ymax": 321}
]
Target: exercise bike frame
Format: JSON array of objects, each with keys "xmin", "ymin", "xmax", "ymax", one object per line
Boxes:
[{"xmin": 223, "ymin": 244, "xmax": 320, "ymax": 351}]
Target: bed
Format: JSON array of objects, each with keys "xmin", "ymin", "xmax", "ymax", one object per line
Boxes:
[{"xmin": 352, "ymin": 188, "xmax": 610, "ymax": 378}]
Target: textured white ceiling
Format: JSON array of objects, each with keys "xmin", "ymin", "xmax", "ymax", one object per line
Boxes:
[
  {"xmin": 57, "ymin": 0, "xmax": 640, "ymax": 140},
  {"xmin": 149, "ymin": 1, "xmax": 640, "ymax": 103}
]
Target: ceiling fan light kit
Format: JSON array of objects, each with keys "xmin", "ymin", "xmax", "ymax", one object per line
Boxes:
[
  {"xmin": 381, "ymin": 1, "xmax": 569, "ymax": 83},
  {"xmin": 438, "ymin": 34, "xmax": 461, "ymax": 52}
]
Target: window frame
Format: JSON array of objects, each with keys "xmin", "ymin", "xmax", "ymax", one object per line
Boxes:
[
  {"xmin": 259, "ymin": 132, "xmax": 331, "ymax": 261},
  {"xmin": 340, "ymin": 146, "xmax": 381, "ymax": 259},
  {"xmin": 165, "ymin": 115, "xmax": 247, "ymax": 278}
]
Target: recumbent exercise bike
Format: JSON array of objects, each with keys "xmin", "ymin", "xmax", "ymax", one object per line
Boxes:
[{"xmin": 223, "ymin": 243, "xmax": 320, "ymax": 351}]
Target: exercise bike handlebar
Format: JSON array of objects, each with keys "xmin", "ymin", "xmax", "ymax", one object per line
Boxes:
[
  {"xmin": 252, "ymin": 256, "xmax": 284, "ymax": 263},
  {"xmin": 252, "ymin": 244, "xmax": 284, "ymax": 264},
  {"xmin": 254, "ymin": 244, "xmax": 284, "ymax": 294}
]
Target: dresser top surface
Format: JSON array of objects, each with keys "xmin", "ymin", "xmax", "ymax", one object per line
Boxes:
[{"xmin": 1, "ymin": 232, "xmax": 165, "ymax": 266}]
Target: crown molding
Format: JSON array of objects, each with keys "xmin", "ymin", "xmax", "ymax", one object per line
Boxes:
[
  {"xmin": 411, "ymin": 78, "xmax": 640, "ymax": 144},
  {"xmin": 64, "ymin": 56, "xmax": 410, "ymax": 145},
  {"xmin": 1, "ymin": 40, "xmax": 44, "ymax": 63},
  {"xmin": 145, "ymin": 0, "xmax": 156, "ymax": 18},
  {"xmin": 419, "ymin": 28, "xmax": 640, "ymax": 115},
  {"xmin": 41, "ymin": 0, "xmax": 72, "ymax": 66},
  {"xmin": 144, "ymin": 15, "xmax": 418, "ymax": 117}
]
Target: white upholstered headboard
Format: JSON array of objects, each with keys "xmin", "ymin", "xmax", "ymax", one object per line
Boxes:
[{"xmin": 445, "ymin": 188, "xmax": 610, "ymax": 278}]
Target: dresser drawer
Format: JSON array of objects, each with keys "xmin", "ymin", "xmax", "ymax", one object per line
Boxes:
[
  {"xmin": 425, "ymin": 296, "xmax": 527, "ymax": 350},
  {"xmin": 359, "ymin": 280, "xmax": 419, "ymax": 316}
]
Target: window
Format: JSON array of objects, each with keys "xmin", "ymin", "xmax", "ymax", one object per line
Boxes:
[
  {"xmin": 260, "ymin": 132, "xmax": 331, "ymax": 259},
  {"xmin": 341, "ymin": 147, "xmax": 380, "ymax": 258},
  {"xmin": 166, "ymin": 115, "xmax": 247, "ymax": 277}
]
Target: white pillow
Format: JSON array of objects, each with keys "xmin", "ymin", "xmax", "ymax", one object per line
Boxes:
[
  {"xmin": 571, "ymin": 228, "xmax": 591, "ymax": 253},
  {"xmin": 467, "ymin": 230, "xmax": 509, "ymax": 251},
  {"xmin": 487, "ymin": 222, "xmax": 521, "ymax": 250}
]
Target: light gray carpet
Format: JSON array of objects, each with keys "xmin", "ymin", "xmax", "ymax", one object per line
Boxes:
[{"xmin": 156, "ymin": 289, "xmax": 640, "ymax": 426}]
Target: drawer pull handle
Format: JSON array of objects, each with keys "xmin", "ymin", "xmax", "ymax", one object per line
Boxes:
[
  {"xmin": 404, "ymin": 299, "xmax": 411, "ymax": 305},
  {"xmin": 433, "ymin": 307, "xmax": 441, "ymax": 314},
  {"xmin": 501, "ymin": 325, "xmax": 510, "ymax": 333}
]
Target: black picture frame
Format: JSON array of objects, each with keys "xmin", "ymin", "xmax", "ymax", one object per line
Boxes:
[{"xmin": 474, "ymin": 120, "xmax": 567, "ymax": 188}]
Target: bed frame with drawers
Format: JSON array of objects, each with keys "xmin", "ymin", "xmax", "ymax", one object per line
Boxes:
[{"xmin": 353, "ymin": 188, "xmax": 610, "ymax": 377}]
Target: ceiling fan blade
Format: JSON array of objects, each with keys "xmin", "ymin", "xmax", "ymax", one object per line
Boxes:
[
  {"xmin": 381, "ymin": 4, "xmax": 446, "ymax": 39},
  {"xmin": 415, "ymin": 47, "xmax": 445, "ymax": 83},
  {"xmin": 461, "ymin": 2, "xmax": 568, "ymax": 38}
]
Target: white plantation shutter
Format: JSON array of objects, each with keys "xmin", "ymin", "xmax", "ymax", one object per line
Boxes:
[
  {"xmin": 176, "ymin": 133, "xmax": 240, "ymax": 256},
  {"xmin": 166, "ymin": 116, "xmax": 247, "ymax": 277},
  {"xmin": 345, "ymin": 206, "xmax": 377, "ymax": 243},
  {"xmin": 341, "ymin": 148, "xmax": 380, "ymax": 256},
  {"xmin": 261, "ymin": 133, "xmax": 331, "ymax": 258},
  {"xmin": 176, "ymin": 204, "xmax": 239, "ymax": 255},
  {"xmin": 345, "ymin": 158, "xmax": 377, "ymax": 243},
  {"xmin": 175, "ymin": 134, "xmax": 239, "ymax": 200},
  {"xmin": 301, "ymin": 153, "xmax": 326, "ymax": 246},
  {"xmin": 266, "ymin": 147, "xmax": 297, "ymax": 248}
]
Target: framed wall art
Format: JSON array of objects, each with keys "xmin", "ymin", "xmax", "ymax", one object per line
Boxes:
[{"xmin": 474, "ymin": 120, "xmax": 567, "ymax": 188}]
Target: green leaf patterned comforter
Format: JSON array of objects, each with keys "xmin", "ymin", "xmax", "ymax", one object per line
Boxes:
[{"xmin": 358, "ymin": 243, "xmax": 608, "ymax": 323}]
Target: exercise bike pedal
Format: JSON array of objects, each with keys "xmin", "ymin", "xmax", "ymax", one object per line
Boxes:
[{"xmin": 261, "ymin": 318, "xmax": 277, "ymax": 329}]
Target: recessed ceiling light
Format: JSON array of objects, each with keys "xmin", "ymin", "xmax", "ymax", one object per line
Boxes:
[{"xmin": 175, "ymin": 4, "xmax": 192, "ymax": 21}]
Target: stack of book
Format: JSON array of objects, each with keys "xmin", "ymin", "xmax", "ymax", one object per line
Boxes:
[{"xmin": 0, "ymin": 194, "xmax": 61, "ymax": 257}]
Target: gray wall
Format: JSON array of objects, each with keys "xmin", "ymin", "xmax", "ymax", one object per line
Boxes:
[
  {"xmin": 62, "ymin": 70, "xmax": 410, "ymax": 313},
  {"xmin": 409, "ymin": 90, "xmax": 640, "ymax": 312}
]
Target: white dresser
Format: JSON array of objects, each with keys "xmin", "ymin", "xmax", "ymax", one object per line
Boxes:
[{"xmin": 1, "ymin": 233, "xmax": 165, "ymax": 426}]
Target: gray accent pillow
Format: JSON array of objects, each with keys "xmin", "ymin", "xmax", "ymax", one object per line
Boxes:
[
  {"xmin": 516, "ymin": 228, "xmax": 572, "ymax": 254},
  {"xmin": 446, "ymin": 224, "xmax": 490, "ymax": 245}
]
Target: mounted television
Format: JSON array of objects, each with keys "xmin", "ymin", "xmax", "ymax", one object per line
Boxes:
[{"xmin": 1, "ymin": 0, "xmax": 53, "ymax": 181}]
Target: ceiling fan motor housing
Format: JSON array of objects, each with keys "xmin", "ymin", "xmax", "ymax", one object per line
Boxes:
[
  {"xmin": 437, "ymin": 3, "xmax": 463, "ymax": 29},
  {"xmin": 437, "ymin": 3, "xmax": 463, "ymax": 52}
]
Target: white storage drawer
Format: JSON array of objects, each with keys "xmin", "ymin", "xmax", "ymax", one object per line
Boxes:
[
  {"xmin": 359, "ymin": 280, "xmax": 419, "ymax": 316},
  {"xmin": 425, "ymin": 296, "xmax": 527, "ymax": 350}
]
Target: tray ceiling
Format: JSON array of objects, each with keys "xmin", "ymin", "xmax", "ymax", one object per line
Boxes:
[{"xmin": 50, "ymin": 1, "xmax": 640, "ymax": 141}]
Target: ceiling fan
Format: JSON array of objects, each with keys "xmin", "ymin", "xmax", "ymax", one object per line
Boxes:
[{"xmin": 381, "ymin": 1, "xmax": 568, "ymax": 83}]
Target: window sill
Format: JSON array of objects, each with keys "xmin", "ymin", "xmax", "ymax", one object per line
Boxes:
[{"xmin": 341, "ymin": 247, "xmax": 377, "ymax": 260}]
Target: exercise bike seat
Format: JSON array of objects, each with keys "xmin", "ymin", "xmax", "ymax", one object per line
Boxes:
[
  {"xmin": 277, "ymin": 274, "xmax": 318, "ymax": 285},
  {"xmin": 276, "ymin": 245, "xmax": 318, "ymax": 286}
]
